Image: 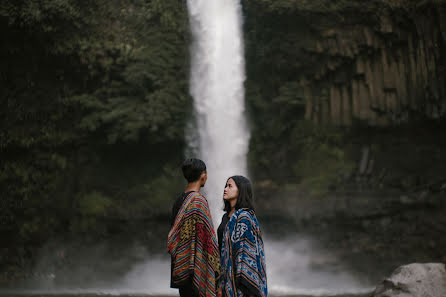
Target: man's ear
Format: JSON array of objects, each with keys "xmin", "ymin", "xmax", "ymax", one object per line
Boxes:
[{"xmin": 199, "ymin": 172, "xmax": 207, "ymax": 183}]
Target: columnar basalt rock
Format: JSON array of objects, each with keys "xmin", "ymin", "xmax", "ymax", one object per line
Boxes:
[{"xmin": 301, "ymin": 5, "xmax": 446, "ymax": 126}]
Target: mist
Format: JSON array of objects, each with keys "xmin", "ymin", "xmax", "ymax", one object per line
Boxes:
[{"xmin": 5, "ymin": 233, "xmax": 373, "ymax": 296}]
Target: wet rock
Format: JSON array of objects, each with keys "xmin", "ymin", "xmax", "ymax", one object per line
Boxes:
[
  {"xmin": 299, "ymin": 3, "xmax": 446, "ymax": 127},
  {"xmin": 373, "ymin": 263, "xmax": 446, "ymax": 297}
]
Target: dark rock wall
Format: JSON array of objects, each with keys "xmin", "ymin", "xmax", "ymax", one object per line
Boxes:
[
  {"xmin": 301, "ymin": 5, "xmax": 446, "ymax": 126},
  {"xmin": 244, "ymin": 1, "xmax": 446, "ymax": 278}
]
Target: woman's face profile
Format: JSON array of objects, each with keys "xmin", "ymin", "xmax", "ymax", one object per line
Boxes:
[{"xmin": 223, "ymin": 178, "xmax": 238, "ymax": 202}]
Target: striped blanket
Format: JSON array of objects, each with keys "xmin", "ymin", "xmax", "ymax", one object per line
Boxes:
[
  {"xmin": 168, "ymin": 192, "xmax": 221, "ymax": 297},
  {"xmin": 221, "ymin": 209, "xmax": 267, "ymax": 297}
]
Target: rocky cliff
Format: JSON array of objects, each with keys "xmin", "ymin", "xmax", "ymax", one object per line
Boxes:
[
  {"xmin": 244, "ymin": 0, "xmax": 446, "ymax": 185},
  {"xmin": 244, "ymin": 0, "xmax": 446, "ymax": 280},
  {"xmin": 301, "ymin": 3, "xmax": 446, "ymax": 126},
  {"xmin": 245, "ymin": 1, "xmax": 446, "ymax": 127}
]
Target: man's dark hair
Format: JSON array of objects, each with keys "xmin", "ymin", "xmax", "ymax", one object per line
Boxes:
[
  {"xmin": 182, "ymin": 158, "xmax": 206, "ymax": 183},
  {"xmin": 223, "ymin": 175, "xmax": 255, "ymax": 212}
]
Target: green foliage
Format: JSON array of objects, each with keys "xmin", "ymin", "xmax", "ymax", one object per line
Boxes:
[
  {"xmin": 116, "ymin": 163, "xmax": 185, "ymax": 218},
  {"xmin": 78, "ymin": 191, "xmax": 112, "ymax": 216},
  {"xmin": 71, "ymin": 0, "xmax": 190, "ymax": 144},
  {"xmin": 294, "ymin": 137, "xmax": 356, "ymax": 198},
  {"xmin": 0, "ymin": 0, "xmax": 190, "ymax": 254}
]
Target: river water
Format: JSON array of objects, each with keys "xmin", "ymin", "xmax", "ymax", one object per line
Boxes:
[
  {"xmin": 0, "ymin": 291, "xmax": 371, "ymax": 297},
  {"xmin": 0, "ymin": 292, "xmax": 371, "ymax": 297}
]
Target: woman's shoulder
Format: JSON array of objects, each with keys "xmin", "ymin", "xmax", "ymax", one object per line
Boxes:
[
  {"xmin": 236, "ymin": 207, "xmax": 254, "ymax": 215},
  {"xmin": 235, "ymin": 208, "xmax": 256, "ymax": 222}
]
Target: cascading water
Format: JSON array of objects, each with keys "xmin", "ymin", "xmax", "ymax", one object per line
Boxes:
[{"xmin": 185, "ymin": 0, "xmax": 249, "ymax": 223}]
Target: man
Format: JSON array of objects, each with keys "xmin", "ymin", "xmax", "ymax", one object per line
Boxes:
[{"xmin": 168, "ymin": 158, "xmax": 220, "ymax": 297}]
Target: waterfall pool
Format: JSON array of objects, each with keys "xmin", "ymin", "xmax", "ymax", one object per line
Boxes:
[{"xmin": 0, "ymin": 293, "xmax": 372, "ymax": 297}]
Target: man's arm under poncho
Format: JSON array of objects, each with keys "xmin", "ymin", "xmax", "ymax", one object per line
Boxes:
[{"xmin": 168, "ymin": 193, "xmax": 221, "ymax": 297}]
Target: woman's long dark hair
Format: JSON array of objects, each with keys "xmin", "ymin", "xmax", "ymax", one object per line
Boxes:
[{"xmin": 223, "ymin": 175, "xmax": 255, "ymax": 213}]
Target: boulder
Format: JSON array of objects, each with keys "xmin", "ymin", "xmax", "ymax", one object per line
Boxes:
[{"xmin": 373, "ymin": 263, "xmax": 446, "ymax": 297}]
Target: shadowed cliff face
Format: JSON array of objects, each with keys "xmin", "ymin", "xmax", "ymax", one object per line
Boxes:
[
  {"xmin": 243, "ymin": 0, "xmax": 446, "ymax": 275},
  {"xmin": 244, "ymin": 0, "xmax": 446, "ymax": 186},
  {"xmin": 244, "ymin": 0, "xmax": 446, "ymax": 126},
  {"xmin": 304, "ymin": 6, "xmax": 446, "ymax": 126}
]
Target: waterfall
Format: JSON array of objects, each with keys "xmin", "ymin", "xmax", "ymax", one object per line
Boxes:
[{"xmin": 186, "ymin": 0, "xmax": 249, "ymax": 224}]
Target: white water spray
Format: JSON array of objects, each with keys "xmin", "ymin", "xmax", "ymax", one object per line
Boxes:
[{"xmin": 186, "ymin": 0, "xmax": 249, "ymax": 223}]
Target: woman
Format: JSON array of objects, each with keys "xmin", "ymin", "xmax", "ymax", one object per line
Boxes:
[{"xmin": 218, "ymin": 176, "xmax": 267, "ymax": 297}]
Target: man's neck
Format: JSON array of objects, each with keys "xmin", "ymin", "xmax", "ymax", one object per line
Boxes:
[{"xmin": 185, "ymin": 181, "xmax": 201, "ymax": 193}]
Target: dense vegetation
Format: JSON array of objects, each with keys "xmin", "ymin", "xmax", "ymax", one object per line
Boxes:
[{"xmin": 1, "ymin": 0, "xmax": 190, "ymax": 268}]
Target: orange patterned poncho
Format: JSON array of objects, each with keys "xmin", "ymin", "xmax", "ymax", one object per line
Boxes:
[{"xmin": 168, "ymin": 192, "xmax": 221, "ymax": 297}]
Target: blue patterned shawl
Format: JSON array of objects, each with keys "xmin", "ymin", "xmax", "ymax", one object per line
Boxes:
[{"xmin": 220, "ymin": 208, "xmax": 267, "ymax": 297}]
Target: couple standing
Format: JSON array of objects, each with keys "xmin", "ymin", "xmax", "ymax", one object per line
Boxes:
[{"xmin": 167, "ymin": 158, "xmax": 267, "ymax": 297}]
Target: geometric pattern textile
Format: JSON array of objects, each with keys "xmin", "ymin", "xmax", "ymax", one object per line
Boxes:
[
  {"xmin": 168, "ymin": 192, "xmax": 221, "ymax": 297},
  {"xmin": 220, "ymin": 208, "xmax": 267, "ymax": 297}
]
